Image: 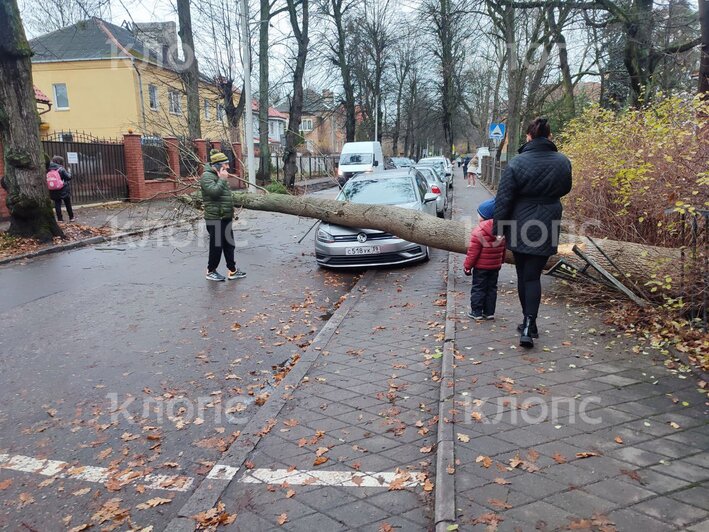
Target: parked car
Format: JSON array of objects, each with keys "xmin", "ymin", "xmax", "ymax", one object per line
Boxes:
[
  {"xmin": 416, "ymin": 158, "xmax": 451, "ymax": 188},
  {"xmin": 420, "ymin": 156, "xmax": 453, "ymax": 179},
  {"xmin": 390, "ymin": 157, "xmax": 414, "ymax": 169},
  {"xmin": 414, "ymin": 164, "xmax": 447, "ymax": 218},
  {"xmin": 315, "ymin": 169, "xmax": 438, "ymax": 268},
  {"xmin": 337, "ymin": 141, "xmax": 385, "ymax": 186}
]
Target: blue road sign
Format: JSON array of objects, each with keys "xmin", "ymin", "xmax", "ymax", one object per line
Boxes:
[{"xmin": 489, "ymin": 123, "xmax": 506, "ymax": 140}]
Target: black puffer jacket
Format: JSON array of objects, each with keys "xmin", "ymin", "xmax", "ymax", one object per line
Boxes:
[
  {"xmin": 48, "ymin": 162, "xmax": 72, "ymax": 200},
  {"xmin": 492, "ymin": 137, "xmax": 572, "ymax": 257}
]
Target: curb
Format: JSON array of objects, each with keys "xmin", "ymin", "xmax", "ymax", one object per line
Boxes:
[
  {"xmin": 435, "ymin": 189, "xmax": 457, "ymax": 531},
  {"xmin": 166, "ymin": 269, "xmax": 377, "ymax": 531},
  {"xmin": 0, "ymin": 217, "xmax": 200, "ymax": 266}
]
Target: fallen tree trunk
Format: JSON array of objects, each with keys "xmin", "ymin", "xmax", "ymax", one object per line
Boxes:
[{"xmin": 181, "ymin": 190, "xmax": 683, "ymax": 278}]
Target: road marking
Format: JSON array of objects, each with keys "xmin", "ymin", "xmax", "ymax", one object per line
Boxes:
[
  {"xmin": 0, "ymin": 453, "xmax": 194, "ymax": 492},
  {"xmin": 240, "ymin": 468, "xmax": 422, "ymax": 488},
  {"xmin": 207, "ymin": 464, "xmax": 239, "ymax": 481}
]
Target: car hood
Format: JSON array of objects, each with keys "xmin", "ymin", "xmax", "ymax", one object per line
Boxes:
[{"xmin": 320, "ymin": 201, "xmax": 420, "ymax": 234}]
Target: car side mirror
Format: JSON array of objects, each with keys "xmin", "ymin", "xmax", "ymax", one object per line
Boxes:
[
  {"xmin": 423, "ymin": 193, "xmax": 438, "ymax": 203},
  {"xmin": 373, "ymin": 160, "xmax": 379, "ymax": 167}
]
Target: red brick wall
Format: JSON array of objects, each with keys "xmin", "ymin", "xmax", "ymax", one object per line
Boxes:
[
  {"xmin": 194, "ymin": 139, "xmax": 207, "ymax": 177},
  {"xmin": 145, "ymin": 179, "xmax": 178, "ymax": 199},
  {"xmin": 123, "ymin": 134, "xmax": 146, "ymax": 202}
]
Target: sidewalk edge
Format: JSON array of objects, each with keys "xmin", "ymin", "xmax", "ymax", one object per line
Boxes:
[
  {"xmin": 0, "ymin": 217, "xmax": 200, "ymax": 266},
  {"xmin": 167, "ymin": 269, "xmax": 377, "ymax": 531},
  {"xmin": 434, "ymin": 199, "xmax": 457, "ymax": 531}
]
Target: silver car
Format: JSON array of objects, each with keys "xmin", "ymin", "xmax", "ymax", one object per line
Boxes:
[
  {"xmin": 414, "ymin": 165, "xmax": 448, "ymax": 218},
  {"xmin": 315, "ymin": 169, "xmax": 438, "ymax": 268},
  {"xmin": 417, "ymin": 158, "xmax": 452, "ymax": 188}
]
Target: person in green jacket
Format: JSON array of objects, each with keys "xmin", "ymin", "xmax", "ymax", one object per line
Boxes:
[{"xmin": 200, "ymin": 149, "xmax": 246, "ymax": 281}]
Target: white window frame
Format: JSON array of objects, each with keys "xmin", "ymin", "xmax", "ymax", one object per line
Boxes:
[
  {"xmin": 204, "ymin": 99, "xmax": 210, "ymax": 120},
  {"xmin": 53, "ymin": 83, "xmax": 69, "ymax": 110},
  {"xmin": 300, "ymin": 118, "xmax": 313, "ymax": 132},
  {"xmin": 217, "ymin": 103, "xmax": 224, "ymax": 121},
  {"xmin": 148, "ymin": 84, "xmax": 158, "ymax": 111},
  {"xmin": 168, "ymin": 90, "xmax": 182, "ymax": 115}
]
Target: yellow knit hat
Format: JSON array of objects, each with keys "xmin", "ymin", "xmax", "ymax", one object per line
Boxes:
[{"xmin": 209, "ymin": 149, "xmax": 229, "ymax": 165}]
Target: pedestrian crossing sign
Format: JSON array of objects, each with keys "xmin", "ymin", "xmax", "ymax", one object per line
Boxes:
[{"xmin": 489, "ymin": 123, "xmax": 506, "ymax": 140}]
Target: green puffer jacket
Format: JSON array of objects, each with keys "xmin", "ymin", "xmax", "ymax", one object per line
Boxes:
[{"xmin": 199, "ymin": 167, "xmax": 234, "ymax": 220}]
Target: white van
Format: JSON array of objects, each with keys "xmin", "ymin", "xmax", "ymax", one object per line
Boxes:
[
  {"xmin": 337, "ymin": 141, "xmax": 384, "ymax": 184},
  {"xmin": 474, "ymin": 147, "xmax": 490, "ymax": 174}
]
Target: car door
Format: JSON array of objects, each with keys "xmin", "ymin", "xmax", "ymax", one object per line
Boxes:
[{"xmin": 414, "ymin": 173, "xmax": 436, "ymax": 217}]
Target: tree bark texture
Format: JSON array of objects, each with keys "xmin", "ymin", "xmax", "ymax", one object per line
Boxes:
[
  {"xmin": 0, "ymin": 0, "xmax": 62, "ymax": 240},
  {"xmin": 700, "ymin": 0, "xmax": 709, "ymax": 94},
  {"xmin": 177, "ymin": 0, "xmax": 202, "ymax": 140},
  {"xmin": 258, "ymin": 0, "xmax": 271, "ymax": 185},
  {"xmin": 284, "ymin": 0, "xmax": 309, "ymax": 189}
]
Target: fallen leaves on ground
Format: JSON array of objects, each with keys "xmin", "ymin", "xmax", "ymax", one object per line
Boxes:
[
  {"xmin": 92, "ymin": 497, "xmax": 129, "ymax": 525},
  {"xmin": 472, "ymin": 512, "xmax": 503, "ymax": 529},
  {"xmin": 0, "ymin": 479, "xmax": 12, "ymax": 490},
  {"xmin": 313, "ymin": 456, "xmax": 329, "ymax": 466},
  {"xmin": 614, "ymin": 436, "xmax": 624, "ymax": 444},
  {"xmin": 620, "ymin": 469, "xmax": 645, "ymax": 485},
  {"xmin": 575, "ymin": 451, "xmax": 601, "ymax": 459},
  {"xmin": 509, "ymin": 454, "xmax": 540, "ymax": 472},
  {"xmin": 136, "ymin": 497, "xmax": 172, "ymax": 510},
  {"xmin": 192, "ymin": 501, "xmax": 237, "ymax": 528},
  {"xmin": 17, "ymin": 492, "xmax": 35, "ymax": 508},
  {"xmin": 488, "ymin": 498, "xmax": 512, "ymax": 510},
  {"xmin": 277, "ymin": 512, "xmax": 288, "ymax": 525},
  {"xmin": 552, "ymin": 453, "xmax": 568, "ymax": 464},
  {"xmin": 457, "ymin": 433, "xmax": 470, "ymax": 443},
  {"xmin": 379, "ymin": 524, "xmax": 395, "ymax": 532},
  {"xmin": 476, "ymin": 455, "xmax": 493, "ymax": 468}
]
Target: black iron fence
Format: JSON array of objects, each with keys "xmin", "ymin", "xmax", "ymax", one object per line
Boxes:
[
  {"xmin": 266, "ymin": 154, "xmax": 338, "ymax": 181},
  {"xmin": 178, "ymin": 139, "xmax": 200, "ymax": 178},
  {"xmin": 480, "ymin": 156, "xmax": 506, "ymax": 190},
  {"xmin": 41, "ymin": 132, "xmax": 127, "ymax": 205},
  {"xmin": 141, "ymin": 137, "xmax": 171, "ymax": 181}
]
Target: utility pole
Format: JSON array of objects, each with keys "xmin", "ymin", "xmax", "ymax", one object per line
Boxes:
[
  {"xmin": 240, "ymin": 0, "xmax": 256, "ymax": 191},
  {"xmin": 374, "ymin": 93, "xmax": 379, "ymax": 141}
]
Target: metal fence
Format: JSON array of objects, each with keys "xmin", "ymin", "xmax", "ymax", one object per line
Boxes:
[
  {"xmin": 480, "ymin": 156, "xmax": 506, "ymax": 190},
  {"xmin": 266, "ymin": 154, "xmax": 338, "ymax": 181},
  {"xmin": 178, "ymin": 139, "xmax": 200, "ymax": 178},
  {"xmin": 41, "ymin": 132, "xmax": 127, "ymax": 204},
  {"xmin": 141, "ymin": 137, "xmax": 171, "ymax": 181}
]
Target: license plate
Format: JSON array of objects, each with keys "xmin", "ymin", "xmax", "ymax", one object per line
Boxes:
[{"xmin": 345, "ymin": 246, "xmax": 381, "ymax": 256}]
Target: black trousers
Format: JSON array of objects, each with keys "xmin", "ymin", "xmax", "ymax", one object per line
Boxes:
[
  {"xmin": 54, "ymin": 197, "xmax": 73, "ymax": 221},
  {"xmin": 206, "ymin": 218, "xmax": 236, "ymax": 272},
  {"xmin": 513, "ymin": 252, "xmax": 549, "ymax": 319},
  {"xmin": 470, "ymin": 268, "xmax": 499, "ymax": 316}
]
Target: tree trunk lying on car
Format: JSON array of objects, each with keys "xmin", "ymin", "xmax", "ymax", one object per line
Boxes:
[{"xmin": 181, "ymin": 191, "xmax": 681, "ymax": 284}]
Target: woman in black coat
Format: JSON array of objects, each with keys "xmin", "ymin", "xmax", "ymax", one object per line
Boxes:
[
  {"xmin": 493, "ymin": 117, "xmax": 572, "ymax": 348},
  {"xmin": 48, "ymin": 155, "xmax": 74, "ymax": 222}
]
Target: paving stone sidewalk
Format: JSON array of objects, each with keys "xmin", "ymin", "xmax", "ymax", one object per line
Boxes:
[
  {"xmin": 450, "ymin": 179, "xmax": 708, "ymax": 531},
  {"xmin": 216, "ymin": 250, "xmax": 450, "ymax": 530}
]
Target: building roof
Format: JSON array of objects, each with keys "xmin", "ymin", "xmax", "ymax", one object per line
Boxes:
[
  {"xmin": 274, "ymin": 89, "xmax": 337, "ymax": 116},
  {"xmin": 34, "ymin": 86, "xmax": 50, "ymax": 104},
  {"xmin": 251, "ymin": 101, "xmax": 288, "ymax": 120}
]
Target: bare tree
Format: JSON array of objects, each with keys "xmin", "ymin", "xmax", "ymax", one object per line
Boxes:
[
  {"xmin": 177, "ymin": 0, "xmax": 202, "ymax": 140},
  {"xmin": 0, "ymin": 0, "xmax": 62, "ymax": 240},
  {"xmin": 701, "ymin": 0, "xmax": 709, "ymax": 94},
  {"xmin": 19, "ymin": 0, "xmax": 110, "ymax": 36},
  {"xmin": 284, "ymin": 0, "xmax": 309, "ymax": 188}
]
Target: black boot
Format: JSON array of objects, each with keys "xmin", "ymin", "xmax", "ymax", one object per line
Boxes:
[
  {"xmin": 519, "ymin": 315, "xmax": 535, "ymax": 348},
  {"xmin": 517, "ymin": 320, "xmax": 539, "ymax": 338}
]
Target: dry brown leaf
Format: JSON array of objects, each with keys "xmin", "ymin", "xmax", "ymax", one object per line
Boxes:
[
  {"xmin": 420, "ymin": 445, "xmax": 433, "ymax": 453},
  {"xmin": 352, "ymin": 476, "xmax": 364, "ymax": 486},
  {"xmin": 576, "ymin": 451, "xmax": 601, "ymax": 459},
  {"xmin": 476, "ymin": 455, "xmax": 493, "ymax": 468},
  {"xmin": 423, "ymin": 478, "xmax": 434, "ymax": 492},
  {"xmin": 457, "ymin": 433, "xmax": 470, "ymax": 443},
  {"xmin": 315, "ymin": 446, "xmax": 329, "ymax": 457},
  {"xmin": 285, "ymin": 489, "xmax": 296, "ymax": 498},
  {"xmin": 313, "ymin": 456, "xmax": 328, "ymax": 466},
  {"xmin": 493, "ymin": 477, "xmax": 510, "ymax": 485},
  {"xmin": 277, "ymin": 512, "xmax": 288, "ymax": 525},
  {"xmin": 552, "ymin": 453, "xmax": 568, "ymax": 464},
  {"xmin": 614, "ymin": 436, "xmax": 624, "ymax": 444},
  {"xmin": 72, "ymin": 488, "xmax": 91, "ymax": 497},
  {"xmin": 446, "ymin": 465, "xmax": 456, "ymax": 474},
  {"xmin": 283, "ymin": 419, "xmax": 299, "ymax": 427},
  {"xmin": 137, "ymin": 497, "xmax": 172, "ymax": 510},
  {"xmin": 18, "ymin": 492, "xmax": 35, "ymax": 507},
  {"xmin": 379, "ymin": 524, "xmax": 395, "ymax": 532},
  {"xmin": 488, "ymin": 498, "xmax": 512, "ymax": 510},
  {"xmin": 0, "ymin": 479, "xmax": 12, "ymax": 490}
]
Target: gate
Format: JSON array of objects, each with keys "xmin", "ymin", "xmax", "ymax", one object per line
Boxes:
[
  {"xmin": 41, "ymin": 131, "xmax": 128, "ymax": 204},
  {"xmin": 141, "ymin": 137, "xmax": 171, "ymax": 181}
]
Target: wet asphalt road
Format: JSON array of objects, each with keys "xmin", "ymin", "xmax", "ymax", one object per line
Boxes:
[{"xmin": 0, "ymin": 189, "xmax": 359, "ymax": 530}]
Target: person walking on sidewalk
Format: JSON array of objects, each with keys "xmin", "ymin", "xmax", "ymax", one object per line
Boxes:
[
  {"xmin": 48, "ymin": 156, "xmax": 74, "ymax": 222},
  {"xmin": 200, "ymin": 149, "xmax": 247, "ymax": 282},
  {"xmin": 493, "ymin": 117, "xmax": 572, "ymax": 348},
  {"xmin": 467, "ymin": 154, "xmax": 478, "ymax": 187},
  {"xmin": 464, "ymin": 198, "xmax": 506, "ymax": 320}
]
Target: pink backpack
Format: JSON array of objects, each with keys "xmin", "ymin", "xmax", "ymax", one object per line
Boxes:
[{"xmin": 46, "ymin": 169, "xmax": 64, "ymax": 191}]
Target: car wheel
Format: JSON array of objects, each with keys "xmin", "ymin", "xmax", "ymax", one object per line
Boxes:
[{"xmin": 437, "ymin": 209, "xmax": 444, "ymax": 218}]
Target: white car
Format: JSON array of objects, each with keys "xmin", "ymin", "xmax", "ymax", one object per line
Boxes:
[{"xmin": 417, "ymin": 157, "xmax": 453, "ymax": 188}]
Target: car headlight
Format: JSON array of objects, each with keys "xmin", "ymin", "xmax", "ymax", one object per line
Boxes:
[{"xmin": 316, "ymin": 228, "xmax": 335, "ymax": 243}]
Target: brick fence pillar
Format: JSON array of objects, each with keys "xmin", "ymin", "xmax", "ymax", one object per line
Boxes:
[
  {"xmin": 193, "ymin": 139, "xmax": 207, "ymax": 176},
  {"xmin": 164, "ymin": 137, "xmax": 180, "ymax": 185},
  {"xmin": 123, "ymin": 133, "xmax": 146, "ymax": 201},
  {"xmin": 232, "ymin": 142, "xmax": 244, "ymax": 188},
  {"xmin": 211, "ymin": 140, "xmax": 222, "ymax": 153},
  {"xmin": 0, "ymin": 138, "xmax": 9, "ymax": 219}
]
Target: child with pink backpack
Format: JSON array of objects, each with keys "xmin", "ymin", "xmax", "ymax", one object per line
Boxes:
[{"xmin": 47, "ymin": 155, "xmax": 74, "ymax": 221}]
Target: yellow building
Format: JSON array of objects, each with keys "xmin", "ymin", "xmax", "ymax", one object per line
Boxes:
[{"xmin": 30, "ymin": 18, "xmax": 232, "ymax": 141}]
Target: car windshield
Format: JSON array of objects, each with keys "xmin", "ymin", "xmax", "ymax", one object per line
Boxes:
[
  {"xmin": 391, "ymin": 157, "xmax": 411, "ymax": 166},
  {"xmin": 339, "ymin": 177, "xmax": 416, "ymax": 205},
  {"xmin": 340, "ymin": 153, "xmax": 373, "ymax": 165},
  {"xmin": 415, "ymin": 167, "xmax": 437, "ymax": 183}
]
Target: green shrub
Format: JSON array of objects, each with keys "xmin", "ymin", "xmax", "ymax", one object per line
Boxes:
[{"xmin": 265, "ymin": 181, "xmax": 289, "ymax": 194}]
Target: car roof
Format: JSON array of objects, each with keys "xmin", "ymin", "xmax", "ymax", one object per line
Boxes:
[{"xmin": 349, "ymin": 169, "xmax": 415, "ymax": 181}]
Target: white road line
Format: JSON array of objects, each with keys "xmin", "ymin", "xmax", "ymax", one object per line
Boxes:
[
  {"xmin": 240, "ymin": 468, "xmax": 422, "ymax": 488},
  {"xmin": 0, "ymin": 453, "xmax": 194, "ymax": 492}
]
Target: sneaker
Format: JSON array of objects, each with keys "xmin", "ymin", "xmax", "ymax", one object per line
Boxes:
[
  {"xmin": 227, "ymin": 269, "xmax": 247, "ymax": 280},
  {"xmin": 467, "ymin": 311, "xmax": 484, "ymax": 321},
  {"xmin": 483, "ymin": 315, "xmax": 495, "ymax": 320},
  {"xmin": 206, "ymin": 271, "xmax": 226, "ymax": 282}
]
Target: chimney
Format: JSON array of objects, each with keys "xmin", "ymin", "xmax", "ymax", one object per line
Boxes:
[
  {"xmin": 132, "ymin": 22, "xmax": 178, "ymax": 66},
  {"xmin": 322, "ymin": 89, "xmax": 334, "ymax": 106}
]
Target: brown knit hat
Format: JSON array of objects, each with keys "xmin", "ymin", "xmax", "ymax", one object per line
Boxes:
[{"xmin": 209, "ymin": 149, "xmax": 229, "ymax": 165}]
